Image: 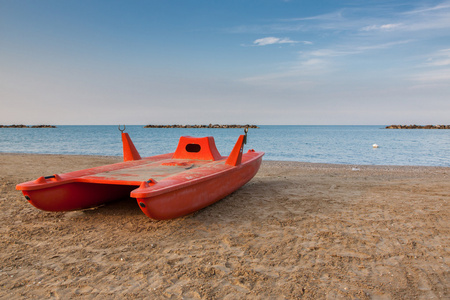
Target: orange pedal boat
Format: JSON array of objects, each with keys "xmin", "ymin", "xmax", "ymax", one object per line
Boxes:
[{"xmin": 16, "ymin": 128, "xmax": 264, "ymax": 220}]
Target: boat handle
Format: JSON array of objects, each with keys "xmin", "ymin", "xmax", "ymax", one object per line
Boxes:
[{"xmin": 244, "ymin": 127, "xmax": 248, "ymax": 145}]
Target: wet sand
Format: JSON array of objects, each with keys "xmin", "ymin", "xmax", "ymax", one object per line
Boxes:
[{"xmin": 1, "ymin": 153, "xmax": 449, "ymax": 299}]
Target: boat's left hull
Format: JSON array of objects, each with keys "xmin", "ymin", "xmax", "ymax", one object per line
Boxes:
[{"xmin": 22, "ymin": 183, "xmax": 137, "ymax": 211}]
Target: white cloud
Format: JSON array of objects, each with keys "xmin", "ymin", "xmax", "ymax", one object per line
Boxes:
[
  {"xmin": 307, "ymin": 40, "xmax": 413, "ymax": 59},
  {"xmin": 427, "ymin": 58, "xmax": 450, "ymax": 67},
  {"xmin": 397, "ymin": 1, "xmax": 450, "ymax": 31},
  {"xmin": 402, "ymin": 2, "xmax": 450, "ymax": 15},
  {"xmin": 253, "ymin": 37, "xmax": 298, "ymax": 46},
  {"xmin": 356, "ymin": 40, "xmax": 414, "ymax": 51},
  {"xmin": 411, "ymin": 49, "xmax": 450, "ymax": 84},
  {"xmin": 411, "ymin": 68, "xmax": 450, "ymax": 82},
  {"xmin": 285, "ymin": 11, "xmax": 344, "ymax": 22},
  {"xmin": 426, "ymin": 49, "xmax": 450, "ymax": 66},
  {"xmin": 247, "ymin": 2, "xmax": 450, "ymax": 35},
  {"xmin": 429, "ymin": 59, "xmax": 450, "ymax": 66},
  {"xmin": 309, "ymin": 49, "xmax": 357, "ymax": 57},
  {"xmin": 240, "ymin": 56, "xmax": 331, "ymax": 89},
  {"xmin": 240, "ymin": 1, "xmax": 450, "ymax": 97},
  {"xmin": 361, "ymin": 23, "xmax": 403, "ymax": 31},
  {"xmin": 300, "ymin": 58, "xmax": 327, "ymax": 68}
]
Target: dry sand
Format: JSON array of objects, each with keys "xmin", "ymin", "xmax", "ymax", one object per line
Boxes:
[{"xmin": 1, "ymin": 153, "xmax": 449, "ymax": 299}]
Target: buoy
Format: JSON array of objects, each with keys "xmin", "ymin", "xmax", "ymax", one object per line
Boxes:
[{"xmin": 373, "ymin": 144, "xmax": 379, "ymax": 148}]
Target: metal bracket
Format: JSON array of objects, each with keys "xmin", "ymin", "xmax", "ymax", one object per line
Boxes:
[{"xmin": 243, "ymin": 127, "xmax": 248, "ymax": 145}]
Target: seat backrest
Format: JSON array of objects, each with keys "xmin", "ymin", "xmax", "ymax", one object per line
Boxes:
[{"xmin": 172, "ymin": 136, "xmax": 222, "ymax": 161}]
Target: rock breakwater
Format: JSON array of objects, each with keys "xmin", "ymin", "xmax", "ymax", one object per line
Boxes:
[
  {"xmin": 386, "ymin": 124, "xmax": 449, "ymax": 129},
  {"xmin": 0, "ymin": 124, "xmax": 56, "ymax": 128}
]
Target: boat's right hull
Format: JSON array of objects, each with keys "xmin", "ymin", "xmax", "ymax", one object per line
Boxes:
[{"xmin": 135, "ymin": 155, "xmax": 263, "ymax": 220}]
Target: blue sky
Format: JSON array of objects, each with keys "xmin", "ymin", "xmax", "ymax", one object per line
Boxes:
[{"xmin": 1, "ymin": 0, "xmax": 449, "ymax": 125}]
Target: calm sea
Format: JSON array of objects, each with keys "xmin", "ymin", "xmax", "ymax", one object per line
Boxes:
[{"xmin": 1, "ymin": 125, "xmax": 449, "ymax": 167}]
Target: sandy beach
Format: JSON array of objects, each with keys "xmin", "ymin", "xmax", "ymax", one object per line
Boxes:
[{"xmin": 1, "ymin": 153, "xmax": 448, "ymax": 299}]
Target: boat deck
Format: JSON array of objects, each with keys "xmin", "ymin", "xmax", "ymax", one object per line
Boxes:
[{"xmin": 78, "ymin": 159, "xmax": 221, "ymax": 185}]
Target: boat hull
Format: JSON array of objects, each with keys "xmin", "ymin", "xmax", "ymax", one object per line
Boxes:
[
  {"xmin": 135, "ymin": 155, "xmax": 263, "ymax": 220},
  {"xmin": 22, "ymin": 183, "xmax": 137, "ymax": 212}
]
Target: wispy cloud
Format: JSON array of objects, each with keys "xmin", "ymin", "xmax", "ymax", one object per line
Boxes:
[
  {"xmin": 402, "ymin": 1, "xmax": 450, "ymax": 15},
  {"xmin": 399, "ymin": 1, "xmax": 450, "ymax": 31},
  {"xmin": 240, "ymin": 55, "xmax": 332, "ymax": 89},
  {"xmin": 236, "ymin": 1, "xmax": 450, "ymax": 35},
  {"xmin": 285, "ymin": 11, "xmax": 344, "ymax": 22},
  {"xmin": 356, "ymin": 40, "xmax": 414, "ymax": 51},
  {"xmin": 410, "ymin": 68, "xmax": 450, "ymax": 83},
  {"xmin": 253, "ymin": 37, "xmax": 296, "ymax": 46},
  {"xmin": 307, "ymin": 39, "xmax": 414, "ymax": 57},
  {"xmin": 409, "ymin": 48, "xmax": 450, "ymax": 88},
  {"xmin": 240, "ymin": 1, "xmax": 450, "ymax": 88},
  {"xmin": 253, "ymin": 37, "xmax": 311, "ymax": 46},
  {"xmin": 357, "ymin": 2, "xmax": 450, "ymax": 33},
  {"xmin": 308, "ymin": 49, "xmax": 353, "ymax": 57},
  {"xmin": 426, "ymin": 49, "xmax": 450, "ymax": 67},
  {"xmin": 360, "ymin": 23, "xmax": 403, "ymax": 31}
]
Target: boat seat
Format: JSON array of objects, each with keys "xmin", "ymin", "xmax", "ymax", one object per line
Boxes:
[{"xmin": 172, "ymin": 136, "xmax": 222, "ymax": 161}]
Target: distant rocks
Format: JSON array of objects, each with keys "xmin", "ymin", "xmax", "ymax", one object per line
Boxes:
[
  {"xmin": 144, "ymin": 124, "xmax": 259, "ymax": 129},
  {"xmin": 386, "ymin": 125, "xmax": 449, "ymax": 129},
  {"xmin": 0, "ymin": 124, "xmax": 56, "ymax": 128},
  {"xmin": 31, "ymin": 125, "xmax": 57, "ymax": 128},
  {"xmin": 0, "ymin": 124, "xmax": 28, "ymax": 128}
]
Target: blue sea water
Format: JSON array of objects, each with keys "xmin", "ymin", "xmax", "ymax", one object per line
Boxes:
[{"xmin": 0, "ymin": 125, "xmax": 449, "ymax": 167}]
